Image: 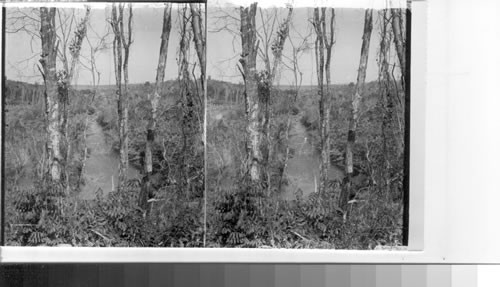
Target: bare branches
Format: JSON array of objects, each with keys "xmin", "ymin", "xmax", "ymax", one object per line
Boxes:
[
  {"xmin": 208, "ymin": 6, "xmax": 239, "ymax": 35},
  {"xmin": 257, "ymin": 8, "xmax": 277, "ymax": 74},
  {"xmin": 6, "ymin": 8, "xmax": 41, "ymax": 39},
  {"xmin": 7, "ymin": 6, "xmax": 95, "ymax": 88}
]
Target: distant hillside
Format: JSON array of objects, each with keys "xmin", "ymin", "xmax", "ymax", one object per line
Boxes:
[
  {"xmin": 207, "ymin": 78, "xmax": 385, "ymax": 105},
  {"xmin": 4, "ymin": 78, "xmax": 183, "ymax": 102},
  {"xmin": 73, "ymin": 80, "xmax": 178, "ymax": 92}
]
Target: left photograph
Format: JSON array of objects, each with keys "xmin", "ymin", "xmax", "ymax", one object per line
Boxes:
[{"xmin": 3, "ymin": 2, "xmax": 206, "ymax": 247}]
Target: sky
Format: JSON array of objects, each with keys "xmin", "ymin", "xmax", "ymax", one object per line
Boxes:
[
  {"xmin": 5, "ymin": 3, "xmax": 200, "ymax": 86},
  {"xmin": 207, "ymin": 6, "xmax": 401, "ymax": 86},
  {"xmin": 5, "ymin": 3, "xmax": 402, "ymax": 87}
]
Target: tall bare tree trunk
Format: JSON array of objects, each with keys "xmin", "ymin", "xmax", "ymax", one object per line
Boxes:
[
  {"xmin": 340, "ymin": 9, "xmax": 373, "ymax": 213},
  {"xmin": 60, "ymin": 6, "xmax": 91, "ymax": 190},
  {"xmin": 313, "ymin": 8, "xmax": 326, "ymax": 194},
  {"xmin": 190, "ymin": 4, "xmax": 206, "ymax": 137},
  {"xmin": 111, "ymin": 4, "xmax": 133, "ymax": 192},
  {"xmin": 178, "ymin": 5, "xmax": 196, "ymax": 197},
  {"xmin": 378, "ymin": 10, "xmax": 394, "ymax": 191},
  {"xmin": 140, "ymin": 4, "xmax": 172, "ymax": 212},
  {"xmin": 239, "ymin": 3, "xmax": 292, "ymax": 190},
  {"xmin": 40, "ymin": 7, "xmax": 62, "ymax": 182},
  {"xmin": 121, "ymin": 5, "xmax": 132, "ymax": 191},
  {"xmin": 111, "ymin": 4, "xmax": 123, "ymax": 191},
  {"xmin": 190, "ymin": 2, "xmax": 207, "ymax": 247},
  {"xmin": 313, "ymin": 8, "xmax": 335, "ymax": 195},
  {"xmin": 239, "ymin": 3, "xmax": 262, "ymax": 184},
  {"xmin": 264, "ymin": 7, "xmax": 293, "ymax": 195}
]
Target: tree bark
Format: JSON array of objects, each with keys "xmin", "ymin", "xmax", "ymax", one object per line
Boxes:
[
  {"xmin": 121, "ymin": 5, "xmax": 132, "ymax": 191},
  {"xmin": 111, "ymin": 4, "xmax": 133, "ymax": 192},
  {"xmin": 240, "ymin": 3, "xmax": 292, "ymax": 189},
  {"xmin": 270, "ymin": 8, "xmax": 293, "ymax": 82},
  {"xmin": 264, "ymin": 7, "xmax": 293, "ymax": 194},
  {"xmin": 340, "ymin": 9, "xmax": 373, "ymax": 213},
  {"xmin": 40, "ymin": 7, "xmax": 62, "ymax": 182},
  {"xmin": 140, "ymin": 4, "xmax": 172, "ymax": 212},
  {"xmin": 190, "ymin": 3, "xmax": 205, "ymax": 86},
  {"xmin": 60, "ymin": 6, "xmax": 91, "ymax": 190},
  {"xmin": 189, "ymin": 2, "xmax": 207, "ymax": 247},
  {"xmin": 313, "ymin": 8, "xmax": 335, "ymax": 195},
  {"xmin": 178, "ymin": 5, "xmax": 195, "ymax": 197},
  {"xmin": 378, "ymin": 10, "xmax": 394, "ymax": 190},
  {"xmin": 239, "ymin": 3, "xmax": 262, "ymax": 184},
  {"xmin": 190, "ymin": 3, "xmax": 206, "ymax": 134}
]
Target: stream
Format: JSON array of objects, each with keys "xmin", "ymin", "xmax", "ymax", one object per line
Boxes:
[
  {"xmin": 281, "ymin": 113, "xmax": 344, "ymax": 199},
  {"xmin": 209, "ymin": 105, "xmax": 344, "ymax": 200},
  {"xmin": 79, "ymin": 116, "xmax": 140, "ymax": 200},
  {"xmin": 81, "ymin": 108, "xmax": 344, "ymax": 200}
]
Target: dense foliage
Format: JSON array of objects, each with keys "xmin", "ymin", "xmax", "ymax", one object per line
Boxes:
[
  {"xmin": 206, "ymin": 80, "xmax": 404, "ymax": 249},
  {"xmin": 5, "ymin": 76, "xmax": 404, "ymax": 249},
  {"xmin": 5, "ymin": 80, "xmax": 205, "ymax": 247}
]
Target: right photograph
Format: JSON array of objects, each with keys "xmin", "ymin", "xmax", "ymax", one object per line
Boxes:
[{"xmin": 206, "ymin": 1, "xmax": 410, "ymax": 249}]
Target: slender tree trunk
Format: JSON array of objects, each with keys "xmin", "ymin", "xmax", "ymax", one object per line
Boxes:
[
  {"xmin": 313, "ymin": 8, "xmax": 326, "ymax": 194},
  {"xmin": 265, "ymin": 7, "xmax": 293, "ymax": 195},
  {"xmin": 190, "ymin": 3, "xmax": 205, "ymax": 87},
  {"xmin": 178, "ymin": 5, "xmax": 195, "ymax": 197},
  {"xmin": 140, "ymin": 4, "xmax": 172, "ymax": 212},
  {"xmin": 111, "ymin": 4, "xmax": 133, "ymax": 191},
  {"xmin": 190, "ymin": 2, "xmax": 207, "ymax": 247},
  {"xmin": 120, "ymin": 5, "xmax": 133, "ymax": 191},
  {"xmin": 340, "ymin": 9, "xmax": 373, "ymax": 213},
  {"xmin": 391, "ymin": 9, "xmax": 405, "ymax": 89},
  {"xmin": 239, "ymin": 3, "xmax": 262, "ymax": 184},
  {"xmin": 378, "ymin": 10, "xmax": 393, "ymax": 191},
  {"xmin": 111, "ymin": 4, "xmax": 133, "ymax": 192},
  {"xmin": 60, "ymin": 6, "xmax": 91, "ymax": 191},
  {"xmin": 269, "ymin": 8, "xmax": 293, "ymax": 81},
  {"xmin": 40, "ymin": 7, "xmax": 62, "ymax": 182},
  {"xmin": 240, "ymin": 3, "xmax": 292, "ymax": 190},
  {"xmin": 313, "ymin": 8, "xmax": 335, "ymax": 195},
  {"xmin": 111, "ymin": 4, "xmax": 123, "ymax": 191}
]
